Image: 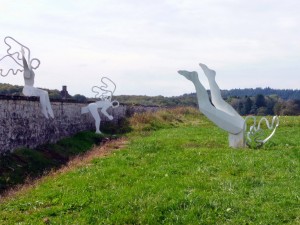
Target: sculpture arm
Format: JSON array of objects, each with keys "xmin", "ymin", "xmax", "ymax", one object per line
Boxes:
[
  {"xmin": 101, "ymin": 106, "xmax": 113, "ymax": 120},
  {"xmin": 22, "ymin": 56, "xmax": 31, "ymax": 79},
  {"xmin": 22, "ymin": 56, "xmax": 28, "ymax": 69}
]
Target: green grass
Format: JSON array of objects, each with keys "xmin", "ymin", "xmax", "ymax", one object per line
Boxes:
[{"xmin": 0, "ymin": 109, "xmax": 299, "ymax": 224}]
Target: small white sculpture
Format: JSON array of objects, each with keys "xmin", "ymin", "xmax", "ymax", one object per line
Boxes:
[
  {"xmin": 178, "ymin": 63, "xmax": 279, "ymax": 148},
  {"xmin": 81, "ymin": 77, "xmax": 119, "ymax": 134},
  {"xmin": 0, "ymin": 36, "xmax": 54, "ymax": 118}
]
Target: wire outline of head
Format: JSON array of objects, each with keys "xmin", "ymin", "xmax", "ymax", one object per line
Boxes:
[
  {"xmin": 0, "ymin": 36, "xmax": 40, "ymax": 77},
  {"xmin": 92, "ymin": 77, "xmax": 119, "ymax": 108}
]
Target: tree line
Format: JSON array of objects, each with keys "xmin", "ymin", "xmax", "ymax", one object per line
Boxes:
[
  {"xmin": 227, "ymin": 95, "xmax": 300, "ymax": 116},
  {"xmin": 221, "ymin": 87, "xmax": 300, "ymax": 100},
  {"xmin": 0, "ymin": 83, "xmax": 299, "ymax": 115},
  {"xmin": 0, "ymin": 83, "xmax": 87, "ymax": 102},
  {"xmin": 115, "ymin": 93, "xmax": 300, "ymax": 116}
]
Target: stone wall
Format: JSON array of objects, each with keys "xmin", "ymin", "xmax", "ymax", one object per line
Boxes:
[{"xmin": 0, "ymin": 95, "xmax": 159, "ymax": 154}]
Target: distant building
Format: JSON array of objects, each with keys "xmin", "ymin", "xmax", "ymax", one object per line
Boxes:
[{"xmin": 60, "ymin": 85, "xmax": 71, "ymax": 99}]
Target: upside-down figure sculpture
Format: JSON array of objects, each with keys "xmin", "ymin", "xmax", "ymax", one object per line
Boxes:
[{"xmin": 178, "ymin": 63, "xmax": 279, "ymax": 148}]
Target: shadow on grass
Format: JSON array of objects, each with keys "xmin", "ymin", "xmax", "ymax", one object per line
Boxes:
[{"xmin": 0, "ymin": 131, "xmax": 109, "ymax": 194}]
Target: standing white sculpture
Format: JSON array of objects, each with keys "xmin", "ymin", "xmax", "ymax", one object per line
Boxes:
[
  {"xmin": 0, "ymin": 36, "xmax": 54, "ymax": 119},
  {"xmin": 178, "ymin": 63, "xmax": 279, "ymax": 148},
  {"xmin": 81, "ymin": 77, "xmax": 119, "ymax": 134}
]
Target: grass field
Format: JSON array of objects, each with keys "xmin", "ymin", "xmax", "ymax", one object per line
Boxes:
[{"xmin": 0, "ymin": 108, "xmax": 299, "ymax": 224}]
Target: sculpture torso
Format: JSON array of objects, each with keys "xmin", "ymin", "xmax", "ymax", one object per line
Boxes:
[
  {"xmin": 95, "ymin": 99, "xmax": 112, "ymax": 109},
  {"xmin": 23, "ymin": 68, "xmax": 35, "ymax": 86}
]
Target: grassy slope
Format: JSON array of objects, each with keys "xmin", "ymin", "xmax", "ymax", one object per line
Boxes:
[
  {"xmin": 0, "ymin": 132, "xmax": 110, "ymax": 194},
  {"xmin": 0, "ymin": 109, "xmax": 299, "ymax": 224}
]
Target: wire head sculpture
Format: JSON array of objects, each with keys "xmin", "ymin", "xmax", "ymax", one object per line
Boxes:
[
  {"xmin": 0, "ymin": 36, "xmax": 40, "ymax": 77},
  {"xmin": 92, "ymin": 77, "xmax": 119, "ymax": 108}
]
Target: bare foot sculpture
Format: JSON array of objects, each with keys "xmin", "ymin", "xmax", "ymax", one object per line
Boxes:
[
  {"xmin": 81, "ymin": 77, "xmax": 119, "ymax": 134},
  {"xmin": 0, "ymin": 36, "xmax": 54, "ymax": 119},
  {"xmin": 178, "ymin": 63, "xmax": 279, "ymax": 148}
]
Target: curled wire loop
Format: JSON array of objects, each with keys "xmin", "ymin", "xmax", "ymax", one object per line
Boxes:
[
  {"xmin": 244, "ymin": 115, "xmax": 279, "ymax": 148},
  {"xmin": 0, "ymin": 36, "xmax": 40, "ymax": 77},
  {"xmin": 91, "ymin": 76, "xmax": 120, "ymax": 107}
]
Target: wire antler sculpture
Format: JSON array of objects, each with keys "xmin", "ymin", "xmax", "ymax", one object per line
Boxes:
[
  {"xmin": 244, "ymin": 116, "xmax": 280, "ymax": 148},
  {"xmin": 0, "ymin": 36, "xmax": 40, "ymax": 77},
  {"xmin": 91, "ymin": 77, "xmax": 117, "ymax": 100}
]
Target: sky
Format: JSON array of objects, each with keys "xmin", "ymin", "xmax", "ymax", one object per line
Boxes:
[{"xmin": 0, "ymin": 0, "xmax": 299, "ymax": 97}]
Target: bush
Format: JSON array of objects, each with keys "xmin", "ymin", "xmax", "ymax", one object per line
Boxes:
[{"xmin": 129, "ymin": 107, "xmax": 200, "ymax": 132}]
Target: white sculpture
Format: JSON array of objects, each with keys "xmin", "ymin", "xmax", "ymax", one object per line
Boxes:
[
  {"xmin": 244, "ymin": 115, "xmax": 279, "ymax": 148},
  {"xmin": 178, "ymin": 63, "xmax": 279, "ymax": 148},
  {"xmin": 81, "ymin": 77, "xmax": 119, "ymax": 134},
  {"xmin": 0, "ymin": 36, "xmax": 54, "ymax": 119}
]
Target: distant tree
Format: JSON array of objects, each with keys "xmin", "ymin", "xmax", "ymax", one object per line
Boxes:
[
  {"xmin": 73, "ymin": 94, "xmax": 87, "ymax": 102},
  {"xmin": 48, "ymin": 90, "xmax": 62, "ymax": 99},
  {"xmin": 273, "ymin": 100, "xmax": 284, "ymax": 115},
  {"xmin": 243, "ymin": 97, "xmax": 253, "ymax": 115},
  {"xmin": 282, "ymin": 100, "xmax": 300, "ymax": 115},
  {"xmin": 229, "ymin": 98, "xmax": 240, "ymax": 112},
  {"xmin": 238, "ymin": 101, "xmax": 244, "ymax": 115},
  {"xmin": 265, "ymin": 96, "xmax": 275, "ymax": 115},
  {"xmin": 255, "ymin": 94, "xmax": 266, "ymax": 108},
  {"xmin": 250, "ymin": 104, "xmax": 258, "ymax": 115},
  {"xmin": 293, "ymin": 100, "xmax": 300, "ymax": 115}
]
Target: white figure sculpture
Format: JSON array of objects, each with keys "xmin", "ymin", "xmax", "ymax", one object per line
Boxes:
[
  {"xmin": 81, "ymin": 77, "xmax": 119, "ymax": 134},
  {"xmin": 0, "ymin": 36, "xmax": 54, "ymax": 118},
  {"xmin": 178, "ymin": 63, "xmax": 279, "ymax": 148}
]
